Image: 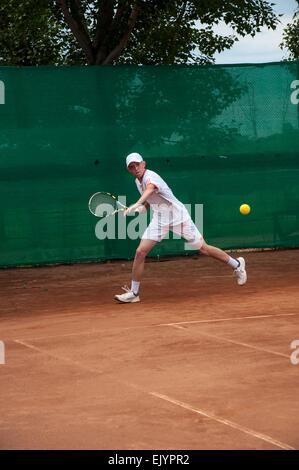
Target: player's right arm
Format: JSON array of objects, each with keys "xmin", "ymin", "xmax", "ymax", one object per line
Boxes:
[
  {"xmin": 136, "ymin": 202, "xmax": 150, "ymax": 214},
  {"xmin": 124, "ymin": 185, "xmax": 155, "ymax": 216}
]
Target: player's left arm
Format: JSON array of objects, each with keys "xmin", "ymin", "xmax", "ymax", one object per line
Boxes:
[{"xmin": 124, "ymin": 184, "xmax": 155, "ymax": 216}]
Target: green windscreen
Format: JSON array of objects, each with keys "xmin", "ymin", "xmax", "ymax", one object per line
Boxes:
[{"xmin": 0, "ymin": 62, "xmax": 299, "ymax": 267}]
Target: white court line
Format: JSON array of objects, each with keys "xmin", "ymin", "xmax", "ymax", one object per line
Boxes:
[
  {"xmin": 14, "ymin": 339, "xmax": 105, "ymax": 375},
  {"xmin": 150, "ymin": 392, "xmax": 295, "ymax": 450},
  {"xmin": 168, "ymin": 324, "xmax": 291, "ymax": 359},
  {"xmin": 194, "ymin": 330, "xmax": 291, "ymax": 359},
  {"xmin": 162, "ymin": 312, "xmax": 297, "ymax": 328},
  {"xmin": 14, "ymin": 338, "xmax": 295, "ymax": 450},
  {"xmin": 13, "ymin": 313, "xmax": 298, "ymax": 342},
  {"xmin": 14, "ymin": 337, "xmax": 148, "ymax": 371}
]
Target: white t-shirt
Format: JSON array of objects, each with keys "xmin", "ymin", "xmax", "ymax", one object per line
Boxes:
[{"xmin": 135, "ymin": 169, "xmax": 190, "ymax": 226}]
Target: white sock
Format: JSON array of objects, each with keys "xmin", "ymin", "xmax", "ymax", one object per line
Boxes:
[
  {"xmin": 227, "ymin": 256, "xmax": 240, "ymax": 270},
  {"xmin": 131, "ymin": 280, "xmax": 140, "ymax": 295}
]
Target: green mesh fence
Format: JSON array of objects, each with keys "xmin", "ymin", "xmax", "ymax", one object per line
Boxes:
[{"xmin": 0, "ymin": 62, "xmax": 299, "ymax": 267}]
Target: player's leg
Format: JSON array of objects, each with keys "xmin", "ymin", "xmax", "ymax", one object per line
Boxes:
[
  {"xmin": 115, "ymin": 211, "xmax": 171, "ymax": 303},
  {"xmin": 132, "ymin": 238, "xmax": 157, "ymax": 284},
  {"xmin": 115, "ymin": 215, "xmax": 171, "ymax": 302},
  {"xmin": 199, "ymin": 240, "xmax": 247, "ymax": 285},
  {"xmin": 172, "ymin": 219, "xmax": 247, "ymax": 286},
  {"xmin": 198, "ymin": 240, "xmax": 229, "ymax": 263},
  {"xmin": 114, "ymin": 239, "xmax": 157, "ymax": 303}
]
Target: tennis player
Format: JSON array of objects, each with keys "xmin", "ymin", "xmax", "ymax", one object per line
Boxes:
[{"xmin": 115, "ymin": 153, "xmax": 247, "ymax": 303}]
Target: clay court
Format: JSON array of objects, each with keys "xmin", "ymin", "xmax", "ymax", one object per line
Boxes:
[{"xmin": 0, "ymin": 249, "xmax": 299, "ymax": 450}]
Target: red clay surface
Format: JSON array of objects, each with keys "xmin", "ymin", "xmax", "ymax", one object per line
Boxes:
[{"xmin": 0, "ymin": 249, "xmax": 299, "ymax": 450}]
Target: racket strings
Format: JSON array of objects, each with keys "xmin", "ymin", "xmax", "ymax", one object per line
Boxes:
[{"xmin": 89, "ymin": 192, "xmax": 124, "ymax": 218}]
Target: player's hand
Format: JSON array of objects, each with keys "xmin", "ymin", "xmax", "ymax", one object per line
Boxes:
[
  {"xmin": 124, "ymin": 203, "xmax": 140, "ymax": 216},
  {"xmin": 136, "ymin": 205, "xmax": 147, "ymax": 214}
]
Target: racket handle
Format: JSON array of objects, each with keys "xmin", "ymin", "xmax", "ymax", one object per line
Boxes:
[{"xmin": 116, "ymin": 200, "xmax": 127, "ymax": 209}]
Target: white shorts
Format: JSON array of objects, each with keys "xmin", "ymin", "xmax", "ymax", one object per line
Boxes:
[{"xmin": 142, "ymin": 216, "xmax": 203, "ymax": 249}]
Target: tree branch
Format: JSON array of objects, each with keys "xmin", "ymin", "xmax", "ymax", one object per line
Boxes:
[
  {"xmin": 57, "ymin": 0, "xmax": 95, "ymax": 64},
  {"xmin": 93, "ymin": 0, "xmax": 115, "ymax": 50},
  {"xmin": 168, "ymin": 1, "xmax": 187, "ymax": 62},
  {"xmin": 114, "ymin": 0, "xmax": 128, "ymax": 21},
  {"xmin": 100, "ymin": 0, "xmax": 141, "ymax": 64}
]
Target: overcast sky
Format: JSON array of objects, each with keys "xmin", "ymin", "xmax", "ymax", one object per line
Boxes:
[{"xmin": 211, "ymin": 0, "xmax": 298, "ymax": 64}]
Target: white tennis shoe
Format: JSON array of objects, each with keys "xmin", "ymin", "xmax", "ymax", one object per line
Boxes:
[
  {"xmin": 114, "ymin": 285, "xmax": 140, "ymax": 303},
  {"xmin": 234, "ymin": 257, "xmax": 247, "ymax": 285}
]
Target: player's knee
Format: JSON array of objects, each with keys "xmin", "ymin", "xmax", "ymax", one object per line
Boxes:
[
  {"xmin": 135, "ymin": 247, "xmax": 148, "ymax": 259},
  {"xmin": 198, "ymin": 242, "xmax": 209, "ymax": 256}
]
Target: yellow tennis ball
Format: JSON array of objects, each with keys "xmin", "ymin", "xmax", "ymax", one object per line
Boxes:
[{"xmin": 240, "ymin": 204, "xmax": 250, "ymax": 215}]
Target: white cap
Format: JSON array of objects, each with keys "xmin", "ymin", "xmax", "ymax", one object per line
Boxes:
[{"xmin": 126, "ymin": 152, "xmax": 143, "ymax": 167}]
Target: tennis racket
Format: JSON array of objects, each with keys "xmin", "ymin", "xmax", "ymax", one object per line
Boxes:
[{"xmin": 88, "ymin": 192, "xmax": 128, "ymax": 218}]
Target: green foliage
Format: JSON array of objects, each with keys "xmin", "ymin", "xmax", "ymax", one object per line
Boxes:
[
  {"xmin": 0, "ymin": 0, "xmax": 279, "ymax": 66},
  {"xmin": 0, "ymin": 0, "xmax": 60, "ymax": 65},
  {"xmin": 281, "ymin": 1, "xmax": 299, "ymax": 60}
]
